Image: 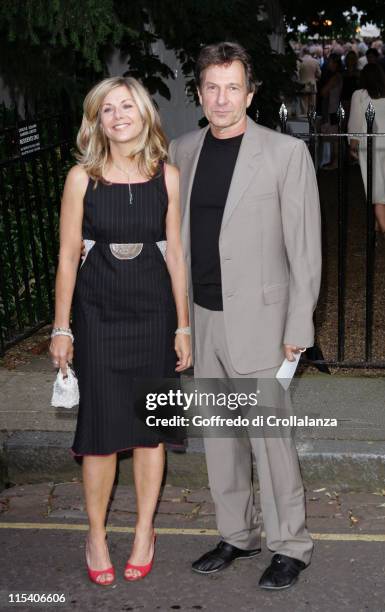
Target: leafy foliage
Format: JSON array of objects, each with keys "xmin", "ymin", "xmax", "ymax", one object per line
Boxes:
[
  {"xmin": 145, "ymin": 0, "xmax": 297, "ymax": 127},
  {"xmin": 0, "ymin": 0, "xmax": 297, "ymax": 127},
  {"xmin": 0, "ymin": 0, "xmax": 162, "ymax": 105}
]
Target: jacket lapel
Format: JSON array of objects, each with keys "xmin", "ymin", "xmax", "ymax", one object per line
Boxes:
[
  {"xmin": 220, "ymin": 116, "xmax": 263, "ymax": 231},
  {"xmin": 180, "ymin": 125, "xmax": 209, "ymax": 260}
]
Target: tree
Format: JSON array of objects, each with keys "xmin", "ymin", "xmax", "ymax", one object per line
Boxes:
[
  {"xmin": 0, "ymin": 0, "xmax": 173, "ymax": 109},
  {"xmin": 140, "ymin": 0, "xmax": 297, "ymax": 127},
  {"xmin": 0, "ymin": 0, "xmax": 298, "ymax": 127}
]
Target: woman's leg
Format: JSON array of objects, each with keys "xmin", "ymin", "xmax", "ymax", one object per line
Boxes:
[
  {"xmin": 125, "ymin": 444, "xmax": 165, "ymax": 578},
  {"xmin": 374, "ymin": 204, "xmax": 385, "ymax": 233},
  {"xmin": 83, "ymin": 454, "xmax": 117, "ymax": 580}
]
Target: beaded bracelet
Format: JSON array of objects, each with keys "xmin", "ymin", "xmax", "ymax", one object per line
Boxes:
[
  {"xmin": 175, "ymin": 326, "xmax": 191, "ymax": 335},
  {"xmin": 51, "ymin": 327, "xmax": 74, "ymax": 343}
]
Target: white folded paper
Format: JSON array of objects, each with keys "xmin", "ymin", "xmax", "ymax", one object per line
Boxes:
[{"xmin": 275, "ymin": 351, "xmax": 302, "ymax": 390}]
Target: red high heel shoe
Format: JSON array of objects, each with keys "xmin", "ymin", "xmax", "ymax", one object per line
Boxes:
[
  {"xmin": 85, "ymin": 538, "xmax": 115, "ymax": 586},
  {"xmin": 124, "ymin": 533, "xmax": 157, "ymax": 581}
]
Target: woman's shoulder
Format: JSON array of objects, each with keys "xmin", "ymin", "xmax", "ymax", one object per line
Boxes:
[
  {"xmin": 65, "ymin": 165, "xmax": 90, "ymax": 192},
  {"xmin": 163, "ymin": 162, "xmax": 179, "ymax": 196},
  {"xmin": 351, "ymin": 88, "xmax": 368, "ymax": 102},
  {"xmin": 67, "ymin": 164, "xmax": 89, "ymax": 181}
]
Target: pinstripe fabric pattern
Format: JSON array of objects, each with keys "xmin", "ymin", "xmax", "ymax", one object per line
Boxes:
[{"xmin": 71, "ymin": 166, "xmax": 179, "ymax": 455}]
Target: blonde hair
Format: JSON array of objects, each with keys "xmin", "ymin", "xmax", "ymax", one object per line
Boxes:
[{"xmin": 76, "ymin": 76, "xmax": 168, "ymax": 182}]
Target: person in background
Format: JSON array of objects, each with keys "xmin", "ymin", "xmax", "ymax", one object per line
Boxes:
[
  {"xmin": 366, "ymin": 47, "xmax": 380, "ymax": 65},
  {"xmin": 298, "ymin": 46, "xmax": 321, "ymax": 115},
  {"xmin": 380, "ymin": 44, "xmax": 385, "ymax": 73},
  {"xmin": 341, "ymin": 50, "xmax": 360, "ymax": 121},
  {"xmin": 320, "ymin": 53, "xmax": 343, "ymax": 169},
  {"xmin": 371, "ymin": 39, "xmax": 384, "ymax": 56},
  {"xmin": 322, "ymin": 43, "xmax": 332, "ymax": 67},
  {"xmin": 357, "ymin": 42, "xmax": 368, "ymax": 70},
  {"xmin": 348, "ymin": 63, "xmax": 385, "ymax": 233},
  {"xmin": 311, "ymin": 44, "xmax": 323, "ymax": 66}
]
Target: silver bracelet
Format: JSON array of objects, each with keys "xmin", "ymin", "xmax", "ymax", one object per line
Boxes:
[
  {"xmin": 51, "ymin": 327, "xmax": 74, "ymax": 343},
  {"xmin": 175, "ymin": 326, "xmax": 191, "ymax": 335}
]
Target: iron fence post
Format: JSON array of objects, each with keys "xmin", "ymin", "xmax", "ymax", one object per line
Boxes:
[
  {"xmin": 365, "ymin": 102, "xmax": 375, "ymax": 362},
  {"xmin": 337, "ymin": 102, "xmax": 346, "ymax": 362},
  {"xmin": 279, "ymin": 103, "xmax": 288, "ymax": 134}
]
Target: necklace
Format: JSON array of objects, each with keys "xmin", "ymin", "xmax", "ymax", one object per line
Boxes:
[{"xmin": 111, "ymin": 160, "xmax": 134, "ymax": 205}]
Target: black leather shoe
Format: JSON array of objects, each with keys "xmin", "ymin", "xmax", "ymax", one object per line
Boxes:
[
  {"xmin": 258, "ymin": 554, "xmax": 307, "ymax": 590},
  {"xmin": 192, "ymin": 541, "xmax": 261, "ymax": 574}
]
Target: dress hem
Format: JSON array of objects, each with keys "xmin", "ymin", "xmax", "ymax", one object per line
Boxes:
[{"xmin": 70, "ymin": 441, "xmax": 186, "ymax": 457}]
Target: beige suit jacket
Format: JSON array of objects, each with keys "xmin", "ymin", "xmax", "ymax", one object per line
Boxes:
[{"xmin": 169, "ymin": 116, "xmax": 322, "ymax": 373}]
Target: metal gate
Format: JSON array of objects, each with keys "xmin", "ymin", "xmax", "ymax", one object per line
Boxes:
[{"xmin": 279, "ymin": 102, "xmax": 385, "ymax": 369}]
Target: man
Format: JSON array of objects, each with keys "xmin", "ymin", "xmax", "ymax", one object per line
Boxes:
[
  {"xmin": 298, "ymin": 46, "xmax": 321, "ymax": 115},
  {"xmin": 168, "ymin": 42, "xmax": 322, "ymax": 590}
]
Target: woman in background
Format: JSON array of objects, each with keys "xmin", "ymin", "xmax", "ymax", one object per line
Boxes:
[{"xmin": 348, "ymin": 63, "xmax": 385, "ymax": 232}]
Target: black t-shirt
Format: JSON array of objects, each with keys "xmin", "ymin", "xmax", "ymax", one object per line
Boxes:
[{"xmin": 190, "ymin": 129, "xmax": 243, "ymax": 310}]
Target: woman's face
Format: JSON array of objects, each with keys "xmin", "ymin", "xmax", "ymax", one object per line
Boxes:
[{"xmin": 99, "ymin": 85, "xmax": 144, "ymax": 145}]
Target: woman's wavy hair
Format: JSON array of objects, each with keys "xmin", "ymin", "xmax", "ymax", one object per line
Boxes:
[{"xmin": 76, "ymin": 76, "xmax": 168, "ymax": 182}]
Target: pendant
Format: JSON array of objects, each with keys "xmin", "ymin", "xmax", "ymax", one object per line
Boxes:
[{"xmin": 109, "ymin": 243, "xmax": 143, "ymax": 259}]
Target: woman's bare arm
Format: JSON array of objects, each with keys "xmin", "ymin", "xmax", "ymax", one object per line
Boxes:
[
  {"xmin": 163, "ymin": 163, "xmax": 191, "ymax": 371},
  {"xmin": 50, "ymin": 165, "xmax": 88, "ymax": 370}
]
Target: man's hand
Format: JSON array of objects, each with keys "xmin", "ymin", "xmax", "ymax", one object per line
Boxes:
[
  {"xmin": 284, "ymin": 344, "xmax": 306, "ymax": 362},
  {"xmin": 349, "ymin": 139, "xmax": 359, "ymax": 161}
]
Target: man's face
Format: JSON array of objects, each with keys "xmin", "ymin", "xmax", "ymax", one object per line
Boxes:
[{"xmin": 198, "ymin": 60, "xmax": 253, "ymax": 134}]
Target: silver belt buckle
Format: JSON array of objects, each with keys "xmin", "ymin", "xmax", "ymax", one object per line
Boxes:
[{"xmin": 109, "ymin": 243, "xmax": 143, "ymax": 259}]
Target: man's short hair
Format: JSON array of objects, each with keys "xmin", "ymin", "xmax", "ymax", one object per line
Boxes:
[
  {"xmin": 195, "ymin": 41, "xmax": 255, "ymax": 93},
  {"xmin": 366, "ymin": 47, "xmax": 379, "ymax": 58}
]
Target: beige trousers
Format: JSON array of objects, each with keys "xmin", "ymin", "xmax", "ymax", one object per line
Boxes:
[{"xmin": 193, "ymin": 304, "xmax": 314, "ymax": 565}]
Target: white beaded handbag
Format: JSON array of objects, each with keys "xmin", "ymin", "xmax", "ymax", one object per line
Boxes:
[{"xmin": 51, "ymin": 364, "xmax": 79, "ymax": 409}]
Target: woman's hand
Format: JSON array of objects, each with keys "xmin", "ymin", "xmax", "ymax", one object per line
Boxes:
[
  {"xmin": 49, "ymin": 335, "xmax": 73, "ymax": 374},
  {"xmin": 175, "ymin": 333, "xmax": 192, "ymax": 372}
]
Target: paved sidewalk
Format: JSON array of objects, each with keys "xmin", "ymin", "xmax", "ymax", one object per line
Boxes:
[
  {"xmin": 1, "ymin": 340, "xmax": 385, "ymax": 490},
  {"xmin": 0, "ymin": 482, "xmax": 384, "ymax": 611}
]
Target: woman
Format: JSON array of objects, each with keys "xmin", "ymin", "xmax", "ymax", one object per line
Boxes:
[
  {"xmin": 49, "ymin": 76, "xmax": 191, "ymax": 585},
  {"xmin": 348, "ymin": 63, "xmax": 385, "ymax": 233}
]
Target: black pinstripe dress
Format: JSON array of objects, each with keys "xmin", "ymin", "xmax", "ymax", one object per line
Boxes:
[{"xmin": 71, "ymin": 165, "xmax": 180, "ymax": 455}]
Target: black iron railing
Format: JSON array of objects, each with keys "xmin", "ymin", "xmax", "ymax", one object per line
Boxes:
[
  {"xmin": 0, "ymin": 99, "xmax": 384, "ymax": 369},
  {"xmin": 0, "ymin": 100, "xmax": 74, "ymax": 354},
  {"xmin": 279, "ymin": 101, "xmax": 385, "ymax": 369}
]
